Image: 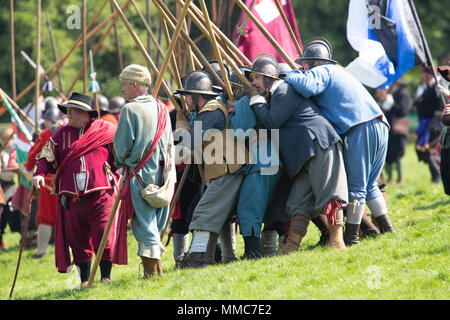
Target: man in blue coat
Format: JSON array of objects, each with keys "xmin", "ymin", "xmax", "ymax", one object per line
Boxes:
[
  {"xmin": 285, "ymin": 38, "xmax": 395, "ymax": 246},
  {"xmin": 246, "ymin": 53, "xmax": 348, "ymax": 253}
]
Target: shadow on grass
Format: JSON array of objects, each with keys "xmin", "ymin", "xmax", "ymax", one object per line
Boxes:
[{"xmin": 413, "ymin": 199, "xmax": 450, "ymax": 211}]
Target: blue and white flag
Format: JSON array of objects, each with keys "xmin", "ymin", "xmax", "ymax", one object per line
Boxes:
[{"xmin": 346, "ymin": 0, "xmax": 426, "ymax": 88}]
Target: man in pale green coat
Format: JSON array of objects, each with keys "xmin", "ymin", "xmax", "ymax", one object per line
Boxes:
[{"xmin": 114, "ymin": 64, "xmax": 174, "ymax": 278}]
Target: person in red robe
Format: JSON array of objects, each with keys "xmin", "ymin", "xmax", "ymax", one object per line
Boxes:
[
  {"xmin": 32, "ymin": 92, "xmax": 121, "ymax": 287},
  {"xmin": 24, "ymin": 106, "xmax": 63, "ymax": 258}
]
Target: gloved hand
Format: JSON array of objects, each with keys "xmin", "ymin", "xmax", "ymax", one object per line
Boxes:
[{"xmin": 243, "ymin": 83, "xmax": 259, "ymax": 98}]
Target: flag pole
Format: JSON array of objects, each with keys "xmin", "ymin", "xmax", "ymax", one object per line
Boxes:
[{"xmin": 406, "ymin": 0, "xmax": 446, "ymax": 106}]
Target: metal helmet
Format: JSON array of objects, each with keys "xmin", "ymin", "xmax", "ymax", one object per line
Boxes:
[
  {"xmin": 278, "ymin": 63, "xmax": 292, "ymax": 79},
  {"xmin": 42, "ymin": 106, "xmax": 62, "ymax": 122},
  {"xmin": 176, "ymin": 70, "xmax": 219, "ymax": 97},
  {"xmin": 44, "ymin": 96, "xmax": 58, "ymax": 113},
  {"xmin": 109, "ymin": 96, "xmax": 126, "ymax": 114},
  {"xmin": 157, "ymin": 81, "xmax": 172, "ymax": 101},
  {"xmin": 249, "ymin": 53, "xmax": 279, "ymax": 80},
  {"xmin": 95, "ymin": 94, "xmax": 110, "ymax": 112},
  {"xmin": 295, "ymin": 37, "xmax": 337, "ymax": 65},
  {"xmin": 202, "ymin": 61, "xmax": 230, "ymax": 86}
]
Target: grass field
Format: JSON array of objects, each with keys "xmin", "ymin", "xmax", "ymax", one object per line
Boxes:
[{"xmin": 0, "ymin": 143, "xmax": 448, "ymax": 301}]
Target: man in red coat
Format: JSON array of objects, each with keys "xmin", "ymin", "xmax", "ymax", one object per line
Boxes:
[
  {"xmin": 25, "ymin": 106, "xmax": 63, "ymax": 259},
  {"xmin": 32, "ymin": 92, "xmax": 121, "ymax": 287}
]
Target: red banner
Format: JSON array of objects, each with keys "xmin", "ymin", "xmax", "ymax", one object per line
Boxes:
[{"xmin": 233, "ymin": 0, "xmax": 303, "ymax": 63}]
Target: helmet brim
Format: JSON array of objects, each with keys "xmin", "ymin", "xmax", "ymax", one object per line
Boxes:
[
  {"xmin": 176, "ymin": 89, "xmax": 219, "ymax": 97},
  {"xmin": 295, "ymin": 57, "xmax": 338, "ymax": 65}
]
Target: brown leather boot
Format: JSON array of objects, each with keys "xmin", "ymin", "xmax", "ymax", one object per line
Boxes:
[
  {"xmin": 344, "ymin": 223, "xmax": 361, "ymax": 247},
  {"xmin": 327, "ymin": 208, "xmax": 346, "ymax": 249},
  {"xmin": 157, "ymin": 259, "xmax": 164, "ymax": 275},
  {"xmin": 141, "ymin": 257, "xmax": 159, "ymax": 278},
  {"xmin": 375, "ymin": 214, "xmax": 396, "ymax": 234},
  {"xmin": 360, "ymin": 215, "xmax": 380, "ymax": 238},
  {"xmin": 278, "ymin": 214, "xmax": 309, "ymax": 255}
]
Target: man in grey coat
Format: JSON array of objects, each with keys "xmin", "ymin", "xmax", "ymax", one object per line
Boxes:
[{"xmin": 245, "ymin": 54, "xmax": 348, "ymax": 252}]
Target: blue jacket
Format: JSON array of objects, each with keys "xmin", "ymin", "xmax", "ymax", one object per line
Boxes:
[
  {"xmin": 229, "ymin": 95, "xmax": 282, "ymax": 174},
  {"xmin": 250, "ymin": 80, "xmax": 341, "ymax": 178},
  {"xmin": 285, "ymin": 64, "xmax": 387, "ymax": 135}
]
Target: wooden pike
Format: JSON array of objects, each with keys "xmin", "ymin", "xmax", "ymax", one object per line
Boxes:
[
  {"xmin": 34, "ymin": 0, "xmax": 41, "ymax": 134},
  {"xmin": 151, "ymin": 0, "xmax": 192, "ymax": 98},
  {"xmin": 0, "ymin": 88, "xmax": 35, "ymax": 128},
  {"xmin": 177, "ymin": 0, "xmax": 251, "ymax": 66},
  {"xmin": 130, "ymin": 0, "xmax": 177, "ymax": 80},
  {"xmin": 10, "ymin": 0, "xmax": 16, "ymax": 100},
  {"xmin": 46, "ymin": 11, "xmax": 65, "ymax": 93},
  {"xmin": 234, "ymin": 0, "xmax": 255, "ymax": 46},
  {"xmin": 233, "ymin": 0, "xmax": 297, "ymax": 68},
  {"xmin": 273, "ymin": 0, "xmax": 303, "ymax": 57},
  {"xmin": 159, "ymin": 16, "xmax": 189, "ymax": 112},
  {"xmin": 199, "ymin": 0, "xmax": 234, "ymax": 101},
  {"xmin": 111, "ymin": 2, "xmax": 124, "ymax": 72},
  {"xmin": 15, "ymin": 0, "xmax": 111, "ymax": 102},
  {"xmin": 161, "ymin": 0, "xmax": 250, "ymax": 88},
  {"xmin": 65, "ymin": 0, "xmax": 133, "ymax": 98},
  {"xmin": 110, "ymin": 0, "xmax": 181, "ymax": 114},
  {"xmin": 9, "ymin": 188, "xmax": 37, "ymax": 300},
  {"xmin": 154, "ymin": 0, "xmax": 226, "ymax": 89},
  {"xmin": 82, "ymin": 0, "xmax": 88, "ymax": 93}
]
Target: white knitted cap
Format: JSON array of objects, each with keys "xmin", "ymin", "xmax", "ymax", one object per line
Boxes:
[{"xmin": 119, "ymin": 64, "xmax": 151, "ymax": 86}]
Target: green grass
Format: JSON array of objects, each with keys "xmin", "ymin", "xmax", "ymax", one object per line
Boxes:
[{"xmin": 1, "ymin": 143, "xmax": 449, "ymax": 300}]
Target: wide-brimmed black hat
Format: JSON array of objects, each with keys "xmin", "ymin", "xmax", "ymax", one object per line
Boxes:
[{"xmin": 57, "ymin": 92, "xmax": 98, "ymax": 117}]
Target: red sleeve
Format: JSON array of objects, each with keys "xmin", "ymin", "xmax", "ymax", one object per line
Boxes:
[{"xmin": 25, "ymin": 129, "xmax": 53, "ymax": 171}]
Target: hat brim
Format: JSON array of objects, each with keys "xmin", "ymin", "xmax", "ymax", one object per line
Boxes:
[
  {"xmin": 176, "ymin": 89, "xmax": 219, "ymax": 96},
  {"xmin": 57, "ymin": 103, "xmax": 98, "ymax": 117}
]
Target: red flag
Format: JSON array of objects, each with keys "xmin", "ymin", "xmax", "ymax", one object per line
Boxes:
[{"xmin": 233, "ymin": 0, "xmax": 302, "ymax": 63}]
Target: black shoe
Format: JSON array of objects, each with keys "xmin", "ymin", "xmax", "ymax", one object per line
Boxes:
[
  {"xmin": 344, "ymin": 223, "xmax": 361, "ymax": 247},
  {"xmin": 179, "ymin": 252, "xmax": 207, "ymax": 269},
  {"xmin": 375, "ymin": 215, "xmax": 396, "ymax": 234},
  {"xmin": 244, "ymin": 236, "xmax": 262, "ymax": 260}
]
